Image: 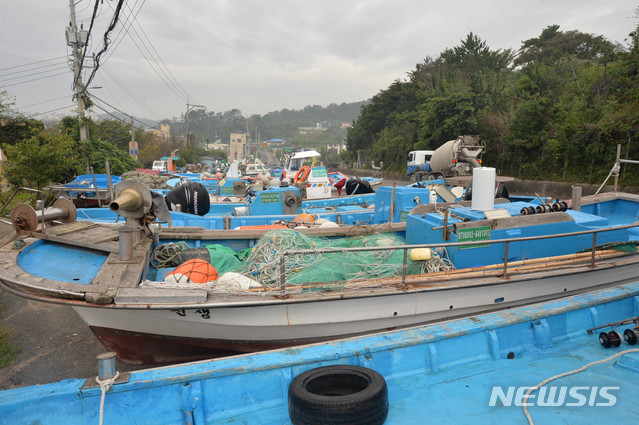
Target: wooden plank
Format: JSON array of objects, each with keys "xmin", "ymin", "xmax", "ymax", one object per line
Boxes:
[
  {"xmin": 159, "ymin": 222, "xmax": 406, "ymax": 240},
  {"xmin": 116, "ymin": 287, "xmax": 208, "ymax": 304},
  {"xmin": 46, "ymin": 221, "xmax": 99, "ymax": 236}
]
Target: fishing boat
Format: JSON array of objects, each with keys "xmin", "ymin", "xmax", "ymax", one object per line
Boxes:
[
  {"xmin": 1, "ymin": 166, "xmax": 638, "ymax": 365},
  {"xmin": 48, "ymin": 174, "xmax": 122, "ymax": 208},
  {"xmin": 1, "ymin": 281, "xmax": 638, "ymax": 424}
]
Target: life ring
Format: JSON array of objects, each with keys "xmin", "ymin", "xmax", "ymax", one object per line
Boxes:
[
  {"xmin": 294, "ymin": 166, "xmax": 311, "ymax": 183},
  {"xmin": 288, "ymin": 365, "xmax": 389, "ymax": 425}
]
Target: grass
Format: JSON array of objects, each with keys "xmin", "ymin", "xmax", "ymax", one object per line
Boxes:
[{"xmin": 0, "ymin": 303, "xmax": 18, "ymax": 367}]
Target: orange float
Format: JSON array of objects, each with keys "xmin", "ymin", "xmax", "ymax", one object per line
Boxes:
[{"xmin": 164, "ymin": 259, "xmax": 218, "ymax": 284}]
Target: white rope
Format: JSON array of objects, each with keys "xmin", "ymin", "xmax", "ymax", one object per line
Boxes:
[
  {"xmin": 96, "ymin": 371, "xmax": 120, "ymax": 425},
  {"xmin": 523, "ymin": 348, "xmax": 639, "ymax": 424}
]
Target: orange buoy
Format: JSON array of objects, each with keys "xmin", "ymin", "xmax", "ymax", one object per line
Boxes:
[
  {"xmin": 164, "ymin": 259, "xmax": 218, "ymax": 284},
  {"xmin": 293, "ymin": 213, "xmax": 315, "ymax": 223}
]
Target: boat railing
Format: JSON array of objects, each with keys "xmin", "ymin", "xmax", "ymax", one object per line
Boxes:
[
  {"xmin": 0, "ymin": 187, "xmax": 48, "ymax": 222},
  {"xmin": 277, "ymin": 221, "xmax": 639, "ymax": 291}
]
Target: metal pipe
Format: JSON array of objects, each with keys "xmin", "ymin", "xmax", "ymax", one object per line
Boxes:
[
  {"xmin": 90, "ymin": 167, "xmax": 101, "ymax": 207},
  {"xmin": 401, "ymin": 248, "xmax": 408, "ymax": 286},
  {"xmin": 97, "ymin": 352, "xmax": 117, "ymax": 380},
  {"xmin": 503, "ymin": 242, "xmax": 509, "ymax": 277},
  {"xmin": 110, "ymin": 188, "xmax": 144, "ymax": 213},
  {"xmin": 118, "ymin": 227, "xmax": 135, "ymax": 261}
]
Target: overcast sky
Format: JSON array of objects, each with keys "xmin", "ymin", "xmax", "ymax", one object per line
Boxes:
[{"xmin": 1, "ymin": 1, "xmax": 637, "ymax": 124}]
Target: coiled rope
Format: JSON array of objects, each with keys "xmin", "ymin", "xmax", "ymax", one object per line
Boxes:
[{"xmin": 150, "ymin": 241, "xmax": 189, "ymax": 269}]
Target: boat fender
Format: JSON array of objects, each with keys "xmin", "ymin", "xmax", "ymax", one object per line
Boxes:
[
  {"xmin": 319, "ymin": 221, "xmax": 339, "ymax": 228},
  {"xmin": 217, "ymin": 272, "xmax": 262, "ymax": 290},
  {"xmin": 410, "ymin": 248, "xmax": 432, "ymax": 261},
  {"xmin": 294, "ymin": 166, "xmax": 311, "ymax": 183},
  {"xmin": 314, "ymin": 218, "xmax": 330, "ymax": 224},
  {"xmin": 164, "ymin": 259, "xmax": 218, "ymax": 285},
  {"xmin": 288, "ymin": 365, "xmax": 389, "ymax": 425}
]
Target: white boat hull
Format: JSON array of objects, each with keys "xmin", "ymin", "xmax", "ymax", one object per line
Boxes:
[{"xmin": 73, "ymin": 260, "xmax": 639, "ymax": 364}]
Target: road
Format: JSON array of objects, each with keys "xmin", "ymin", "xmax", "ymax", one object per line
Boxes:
[{"xmin": 0, "ymin": 288, "xmax": 141, "ymax": 390}]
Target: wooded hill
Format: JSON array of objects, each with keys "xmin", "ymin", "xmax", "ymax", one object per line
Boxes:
[
  {"xmin": 164, "ymin": 101, "xmax": 368, "ymax": 148},
  {"xmin": 345, "ymin": 23, "xmax": 639, "ymax": 187}
]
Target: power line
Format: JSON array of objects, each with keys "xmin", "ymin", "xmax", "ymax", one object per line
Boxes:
[
  {"xmin": 91, "ymin": 93, "xmax": 157, "ymax": 128},
  {"xmin": 77, "ymin": 0, "xmax": 101, "ymax": 85},
  {"xmin": 1, "ymin": 71, "xmax": 69, "ymax": 88},
  {"xmin": 0, "ymin": 56, "xmax": 67, "ymax": 72},
  {"xmin": 16, "ymin": 95, "xmax": 71, "ymax": 110},
  {"xmin": 104, "ymin": 0, "xmax": 187, "ymax": 103},
  {"xmin": 118, "ymin": 0, "xmax": 192, "ymax": 102},
  {"xmin": 104, "ymin": 0, "xmax": 196, "ymax": 104},
  {"xmin": 101, "ymin": 0, "xmax": 142, "ymax": 65},
  {"xmin": 85, "ymin": 0, "xmax": 126, "ymax": 89},
  {"xmin": 26, "ymin": 104, "xmax": 76, "ymax": 118},
  {"xmin": 0, "ymin": 60, "xmax": 68, "ymax": 78},
  {"xmin": 0, "ymin": 65, "xmax": 69, "ymax": 84},
  {"xmin": 101, "ymin": 65, "xmax": 164, "ymax": 120}
]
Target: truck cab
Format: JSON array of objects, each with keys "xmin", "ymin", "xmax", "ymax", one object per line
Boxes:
[{"xmin": 407, "ymin": 150, "xmax": 435, "ymax": 182}]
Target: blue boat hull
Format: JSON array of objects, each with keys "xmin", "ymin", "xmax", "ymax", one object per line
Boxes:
[{"xmin": 1, "ymin": 283, "xmax": 639, "ymax": 424}]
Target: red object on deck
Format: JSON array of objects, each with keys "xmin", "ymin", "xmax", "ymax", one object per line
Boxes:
[{"xmin": 334, "ymin": 178, "xmax": 347, "ymax": 196}]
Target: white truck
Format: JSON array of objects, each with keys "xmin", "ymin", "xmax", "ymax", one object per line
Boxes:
[{"xmin": 407, "ymin": 135, "xmax": 485, "ymax": 182}]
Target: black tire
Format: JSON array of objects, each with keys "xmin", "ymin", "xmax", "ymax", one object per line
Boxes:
[{"xmin": 288, "ymin": 365, "xmax": 389, "ymax": 425}]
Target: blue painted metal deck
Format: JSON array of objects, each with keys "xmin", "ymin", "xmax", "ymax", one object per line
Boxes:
[{"xmin": 2, "ymin": 283, "xmax": 639, "ymax": 424}]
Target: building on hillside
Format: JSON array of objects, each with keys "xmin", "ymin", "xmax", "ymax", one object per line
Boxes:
[
  {"xmin": 148, "ymin": 124, "xmax": 171, "ymax": 143},
  {"xmin": 209, "ymin": 139, "xmax": 229, "ymax": 155},
  {"xmin": 264, "ymin": 138, "xmax": 287, "ymax": 147},
  {"xmin": 230, "ymin": 131, "xmax": 247, "ymax": 161}
]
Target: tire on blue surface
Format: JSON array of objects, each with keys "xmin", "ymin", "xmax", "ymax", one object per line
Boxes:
[{"xmin": 288, "ymin": 365, "xmax": 389, "ymax": 425}]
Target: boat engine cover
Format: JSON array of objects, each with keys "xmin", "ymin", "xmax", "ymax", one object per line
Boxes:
[{"xmin": 165, "ymin": 181, "xmax": 210, "ymax": 216}]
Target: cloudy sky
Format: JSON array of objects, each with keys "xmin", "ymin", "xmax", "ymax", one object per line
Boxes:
[{"xmin": 1, "ymin": 1, "xmax": 637, "ymax": 123}]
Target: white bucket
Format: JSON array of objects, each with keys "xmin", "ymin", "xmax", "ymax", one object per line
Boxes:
[{"xmin": 471, "ymin": 167, "xmax": 496, "ymax": 211}]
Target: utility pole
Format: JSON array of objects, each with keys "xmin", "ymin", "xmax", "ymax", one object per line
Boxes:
[
  {"xmin": 128, "ymin": 115, "xmax": 138, "ymax": 160},
  {"xmin": 185, "ymin": 98, "xmax": 204, "ymax": 145},
  {"xmin": 67, "ymin": 0, "xmax": 89, "ymax": 141}
]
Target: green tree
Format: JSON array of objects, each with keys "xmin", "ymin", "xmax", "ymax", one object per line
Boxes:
[{"xmin": 2, "ymin": 130, "xmax": 75, "ymax": 189}]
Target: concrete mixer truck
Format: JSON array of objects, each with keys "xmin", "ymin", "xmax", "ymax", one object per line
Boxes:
[{"xmin": 407, "ymin": 135, "xmax": 485, "ymax": 182}]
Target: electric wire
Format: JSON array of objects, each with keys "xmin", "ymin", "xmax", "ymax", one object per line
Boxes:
[
  {"xmin": 100, "ymin": 65, "xmax": 164, "ymax": 120},
  {"xmin": 16, "ymin": 95, "xmax": 71, "ymax": 110},
  {"xmin": 119, "ymin": 0, "xmax": 191, "ymax": 102},
  {"xmin": 85, "ymin": 0, "xmax": 126, "ymax": 89},
  {"xmin": 1, "ymin": 71, "xmax": 69, "ymax": 88},
  {"xmin": 103, "ymin": 0, "xmax": 195, "ymax": 104},
  {"xmin": 104, "ymin": 4, "xmax": 187, "ymax": 103},
  {"xmin": 0, "ymin": 66, "xmax": 69, "ymax": 84},
  {"xmin": 76, "ymin": 0, "xmax": 101, "ymax": 86},
  {"xmin": 0, "ymin": 60, "xmax": 68, "ymax": 78},
  {"xmin": 0, "ymin": 56, "xmax": 67, "ymax": 72},
  {"xmin": 101, "ymin": 0, "xmax": 143, "ymax": 65},
  {"xmin": 26, "ymin": 105, "xmax": 76, "ymax": 118},
  {"xmin": 91, "ymin": 93, "xmax": 157, "ymax": 128}
]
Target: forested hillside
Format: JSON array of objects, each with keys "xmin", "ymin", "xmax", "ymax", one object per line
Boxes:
[
  {"xmin": 164, "ymin": 101, "xmax": 367, "ymax": 147},
  {"xmin": 345, "ymin": 23, "xmax": 639, "ymax": 186}
]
